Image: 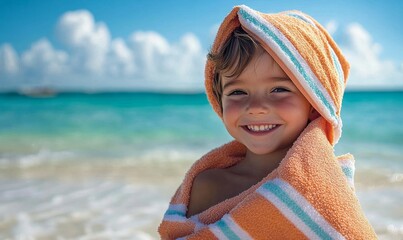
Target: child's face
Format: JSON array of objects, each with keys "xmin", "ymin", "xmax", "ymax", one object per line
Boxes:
[{"xmin": 221, "ymin": 51, "xmax": 314, "ymax": 156}]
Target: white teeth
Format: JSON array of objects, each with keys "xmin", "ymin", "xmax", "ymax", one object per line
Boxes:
[{"xmin": 247, "ymin": 124, "xmax": 277, "ymax": 132}]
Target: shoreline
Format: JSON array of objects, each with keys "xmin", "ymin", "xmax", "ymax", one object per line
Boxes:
[{"xmin": 0, "ymin": 160, "xmax": 402, "ymax": 239}]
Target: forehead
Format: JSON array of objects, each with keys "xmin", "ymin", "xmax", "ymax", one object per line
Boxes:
[{"xmin": 221, "ymin": 52, "xmax": 290, "ymax": 85}]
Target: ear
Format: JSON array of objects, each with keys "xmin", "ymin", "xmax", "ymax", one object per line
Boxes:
[{"xmin": 308, "ymin": 107, "xmax": 320, "ymax": 121}]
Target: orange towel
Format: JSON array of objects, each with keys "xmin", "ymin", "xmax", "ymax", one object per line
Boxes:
[
  {"xmin": 158, "ymin": 118, "xmax": 376, "ymax": 239},
  {"xmin": 159, "ymin": 5, "xmax": 376, "ymax": 239}
]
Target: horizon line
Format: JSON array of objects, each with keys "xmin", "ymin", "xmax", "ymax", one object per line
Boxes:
[{"xmin": 1, "ymin": 88, "xmax": 403, "ymax": 96}]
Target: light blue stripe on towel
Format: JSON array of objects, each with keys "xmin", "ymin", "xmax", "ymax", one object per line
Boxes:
[
  {"xmin": 163, "ymin": 204, "xmax": 187, "ymax": 222},
  {"xmin": 329, "ymin": 47, "xmax": 345, "ymax": 88},
  {"xmin": 165, "ymin": 209, "xmax": 185, "ymax": 216},
  {"xmin": 261, "ymin": 181, "xmax": 333, "ymax": 240},
  {"xmin": 257, "ymin": 178, "xmax": 345, "ymax": 239},
  {"xmin": 341, "ymin": 166, "xmax": 354, "ymax": 179},
  {"xmin": 165, "ymin": 204, "xmax": 186, "ymax": 216},
  {"xmin": 287, "ymin": 8, "xmax": 345, "ymax": 89},
  {"xmin": 216, "ymin": 219, "xmax": 241, "ymax": 240},
  {"xmin": 238, "ymin": 8, "xmax": 337, "ymax": 121},
  {"xmin": 286, "ymin": 12, "xmax": 315, "ymax": 26}
]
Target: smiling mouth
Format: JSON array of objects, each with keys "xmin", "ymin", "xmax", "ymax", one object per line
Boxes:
[{"xmin": 243, "ymin": 124, "xmax": 279, "ymax": 133}]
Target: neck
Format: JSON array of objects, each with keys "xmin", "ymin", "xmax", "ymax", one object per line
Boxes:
[{"xmin": 241, "ymin": 147, "xmax": 290, "ymax": 179}]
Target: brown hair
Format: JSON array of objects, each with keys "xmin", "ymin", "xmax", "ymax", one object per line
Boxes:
[{"xmin": 207, "ymin": 27, "xmax": 260, "ymax": 111}]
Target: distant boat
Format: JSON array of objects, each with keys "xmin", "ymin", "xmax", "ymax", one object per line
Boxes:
[{"xmin": 19, "ymin": 87, "xmax": 57, "ymax": 98}]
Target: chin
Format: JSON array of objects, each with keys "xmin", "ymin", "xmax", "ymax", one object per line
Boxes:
[
  {"xmin": 247, "ymin": 145, "xmax": 277, "ymax": 156},
  {"xmin": 246, "ymin": 142, "xmax": 293, "ymax": 156}
]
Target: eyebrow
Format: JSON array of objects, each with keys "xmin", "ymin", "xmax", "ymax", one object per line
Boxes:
[
  {"xmin": 222, "ymin": 77, "xmax": 291, "ymax": 90},
  {"xmin": 222, "ymin": 79, "xmax": 242, "ymax": 91}
]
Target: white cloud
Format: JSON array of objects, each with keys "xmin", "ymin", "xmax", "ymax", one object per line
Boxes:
[
  {"xmin": 56, "ymin": 9, "xmax": 110, "ymax": 74},
  {"xmin": 0, "ymin": 43, "xmax": 19, "ymax": 76},
  {"xmin": 0, "ymin": 9, "xmax": 206, "ymax": 91},
  {"xmin": 129, "ymin": 31, "xmax": 170, "ymax": 79},
  {"xmin": 21, "ymin": 39, "xmax": 68, "ymax": 78},
  {"xmin": 7, "ymin": 10, "xmax": 401, "ymax": 91},
  {"xmin": 174, "ymin": 33, "xmax": 204, "ymax": 78},
  {"xmin": 335, "ymin": 22, "xmax": 403, "ymax": 89},
  {"xmin": 107, "ymin": 38, "xmax": 136, "ymax": 76},
  {"xmin": 325, "ymin": 20, "xmax": 338, "ymax": 36},
  {"xmin": 128, "ymin": 31, "xmax": 205, "ymax": 88}
]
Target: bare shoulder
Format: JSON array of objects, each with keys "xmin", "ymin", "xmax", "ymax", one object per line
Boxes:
[{"xmin": 186, "ymin": 168, "xmax": 223, "ymax": 217}]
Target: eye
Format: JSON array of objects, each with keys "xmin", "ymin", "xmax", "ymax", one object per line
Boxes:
[
  {"xmin": 227, "ymin": 90, "xmax": 247, "ymax": 96},
  {"xmin": 271, "ymin": 87, "xmax": 290, "ymax": 93}
]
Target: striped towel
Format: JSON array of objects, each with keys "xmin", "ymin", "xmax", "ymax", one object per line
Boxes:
[
  {"xmin": 158, "ymin": 118, "xmax": 375, "ymax": 239},
  {"xmin": 159, "ymin": 5, "xmax": 376, "ymax": 239}
]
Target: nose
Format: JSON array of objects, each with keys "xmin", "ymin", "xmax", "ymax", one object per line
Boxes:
[{"xmin": 246, "ymin": 94, "xmax": 269, "ymax": 115}]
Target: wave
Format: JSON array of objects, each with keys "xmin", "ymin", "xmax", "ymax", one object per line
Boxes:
[
  {"xmin": 0, "ymin": 178, "xmax": 166, "ymax": 239},
  {"xmin": 0, "ymin": 146, "xmax": 206, "ymax": 169}
]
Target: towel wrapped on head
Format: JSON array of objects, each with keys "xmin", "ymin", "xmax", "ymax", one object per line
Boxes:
[
  {"xmin": 159, "ymin": 5, "xmax": 376, "ymax": 239},
  {"xmin": 205, "ymin": 5, "xmax": 349, "ymax": 146}
]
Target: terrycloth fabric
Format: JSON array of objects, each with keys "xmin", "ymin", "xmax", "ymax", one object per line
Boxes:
[
  {"xmin": 159, "ymin": 5, "xmax": 376, "ymax": 239},
  {"xmin": 205, "ymin": 5, "xmax": 349, "ymax": 145},
  {"xmin": 158, "ymin": 118, "xmax": 376, "ymax": 239}
]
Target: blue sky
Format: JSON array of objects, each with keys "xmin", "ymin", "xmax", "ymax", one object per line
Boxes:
[{"xmin": 0, "ymin": 0, "xmax": 402, "ymax": 91}]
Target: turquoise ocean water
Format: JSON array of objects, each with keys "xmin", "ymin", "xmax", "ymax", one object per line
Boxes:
[{"xmin": 0, "ymin": 91, "xmax": 402, "ymax": 239}]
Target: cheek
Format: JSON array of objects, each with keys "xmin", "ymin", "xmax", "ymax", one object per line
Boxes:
[
  {"xmin": 271, "ymin": 96, "xmax": 298, "ymax": 109},
  {"xmin": 222, "ymin": 99, "xmax": 244, "ymax": 123},
  {"xmin": 273, "ymin": 96, "xmax": 311, "ymax": 116},
  {"xmin": 222, "ymin": 101, "xmax": 237, "ymax": 120}
]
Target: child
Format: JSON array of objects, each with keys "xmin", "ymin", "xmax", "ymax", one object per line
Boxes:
[{"xmin": 159, "ymin": 5, "xmax": 376, "ymax": 239}]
